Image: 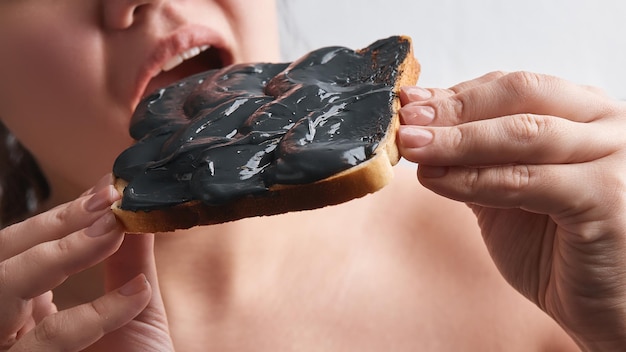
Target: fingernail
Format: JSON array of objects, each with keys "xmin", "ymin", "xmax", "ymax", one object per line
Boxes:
[
  {"xmin": 403, "ymin": 86, "xmax": 432, "ymax": 101},
  {"xmin": 85, "ymin": 186, "xmax": 119, "ymax": 212},
  {"xmin": 419, "ymin": 165, "xmax": 448, "ymax": 178},
  {"xmin": 398, "ymin": 126, "xmax": 434, "ymax": 148},
  {"xmin": 85, "ymin": 212, "xmax": 119, "ymax": 237},
  {"xmin": 92, "ymin": 174, "xmax": 115, "ymax": 193},
  {"xmin": 399, "ymin": 104, "xmax": 435, "ymax": 125},
  {"xmin": 82, "ymin": 174, "xmax": 115, "ymax": 197},
  {"xmin": 119, "ymin": 274, "xmax": 149, "ymax": 296}
]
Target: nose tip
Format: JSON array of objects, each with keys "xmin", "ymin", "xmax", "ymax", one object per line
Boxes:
[{"xmin": 102, "ymin": 0, "xmax": 165, "ymax": 30}]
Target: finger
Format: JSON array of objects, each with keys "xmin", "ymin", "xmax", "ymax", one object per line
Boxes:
[
  {"xmin": 416, "ymin": 163, "xmax": 593, "ymax": 217},
  {"xmin": 2, "ymin": 294, "xmax": 55, "ymax": 345},
  {"xmin": 0, "ymin": 215, "xmax": 121, "ymax": 341},
  {"xmin": 17, "ymin": 318, "xmax": 35, "ymax": 340},
  {"xmin": 0, "ymin": 212, "xmax": 124, "ymax": 301},
  {"xmin": 10, "ymin": 274, "xmax": 150, "ymax": 352},
  {"xmin": 448, "ymin": 71, "xmax": 508, "ymax": 94},
  {"xmin": 104, "ymin": 234, "xmax": 157, "ymax": 292},
  {"xmin": 31, "ymin": 292, "xmax": 56, "ymax": 324},
  {"xmin": 398, "ymin": 114, "xmax": 620, "ymax": 166},
  {"xmin": 400, "ymin": 71, "xmax": 508, "ymax": 125},
  {"xmin": 421, "ymin": 72, "xmax": 615, "ymax": 127},
  {"xmin": 80, "ymin": 173, "xmax": 115, "ymax": 197},
  {"xmin": 401, "ymin": 71, "xmax": 507, "ymax": 105},
  {"xmin": 399, "ymin": 102, "xmax": 436, "ymax": 125},
  {"xmin": 0, "ymin": 301, "xmax": 27, "ymax": 345},
  {"xmin": 0, "ymin": 185, "xmax": 121, "ymax": 260},
  {"xmin": 104, "ymin": 234, "xmax": 169, "ymax": 329},
  {"xmin": 400, "ymin": 86, "xmax": 433, "ymax": 105}
]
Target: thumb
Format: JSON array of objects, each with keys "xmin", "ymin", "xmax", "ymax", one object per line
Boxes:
[
  {"xmin": 104, "ymin": 233, "xmax": 169, "ymax": 324},
  {"xmin": 97, "ymin": 233, "xmax": 175, "ymax": 350},
  {"xmin": 104, "ymin": 233, "xmax": 158, "ymax": 291}
]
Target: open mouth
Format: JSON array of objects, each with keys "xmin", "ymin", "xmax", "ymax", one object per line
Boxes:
[{"xmin": 142, "ymin": 46, "xmax": 232, "ymax": 100}]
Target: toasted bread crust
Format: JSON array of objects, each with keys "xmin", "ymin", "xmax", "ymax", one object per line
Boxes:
[{"xmin": 113, "ymin": 36, "xmax": 420, "ymax": 233}]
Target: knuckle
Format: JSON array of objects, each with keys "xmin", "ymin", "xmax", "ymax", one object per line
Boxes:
[
  {"xmin": 88, "ymin": 299, "xmax": 108, "ymax": 321},
  {"xmin": 53, "ymin": 204, "xmax": 71, "ymax": 226},
  {"xmin": 446, "ymin": 94, "xmax": 466, "ymax": 123},
  {"xmin": 430, "ymin": 93, "xmax": 464, "ymax": 125},
  {"xmin": 85, "ymin": 299, "xmax": 111, "ymax": 335},
  {"xmin": 34, "ymin": 315, "xmax": 63, "ymax": 343},
  {"xmin": 462, "ymin": 168, "xmax": 482, "ymax": 192},
  {"xmin": 484, "ymin": 70, "xmax": 508, "ymax": 81},
  {"xmin": 461, "ymin": 166, "xmax": 533, "ymax": 199},
  {"xmin": 448, "ymin": 125, "xmax": 466, "ymax": 152},
  {"xmin": 503, "ymin": 71, "xmax": 546, "ymax": 99},
  {"xmin": 507, "ymin": 165, "xmax": 532, "ymax": 192},
  {"xmin": 54, "ymin": 237, "xmax": 73, "ymax": 258},
  {"xmin": 510, "ymin": 114, "xmax": 545, "ymax": 143}
]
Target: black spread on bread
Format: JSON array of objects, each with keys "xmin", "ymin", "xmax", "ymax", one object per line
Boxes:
[{"xmin": 113, "ymin": 36, "xmax": 413, "ymax": 211}]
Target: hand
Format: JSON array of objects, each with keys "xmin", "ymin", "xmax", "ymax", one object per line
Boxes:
[
  {"xmin": 84, "ymin": 232, "xmax": 175, "ymax": 352},
  {"xmin": 1, "ymin": 174, "xmax": 173, "ymax": 351},
  {"xmin": 398, "ymin": 72, "xmax": 626, "ymax": 351}
]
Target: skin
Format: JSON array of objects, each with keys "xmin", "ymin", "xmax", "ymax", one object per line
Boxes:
[
  {"xmin": 0, "ymin": 0, "xmax": 280, "ymax": 205},
  {"xmin": 398, "ymin": 73, "xmax": 626, "ymax": 351},
  {"xmin": 0, "ymin": 1, "xmax": 624, "ymax": 351}
]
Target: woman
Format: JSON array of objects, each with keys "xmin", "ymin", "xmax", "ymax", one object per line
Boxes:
[{"xmin": 1, "ymin": 1, "xmax": 625, "ymax": 351}]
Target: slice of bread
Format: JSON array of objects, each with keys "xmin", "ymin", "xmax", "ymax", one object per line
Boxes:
[{"xmin": 112, "ymin": 36, "xmax": 420, "ymax": 233}]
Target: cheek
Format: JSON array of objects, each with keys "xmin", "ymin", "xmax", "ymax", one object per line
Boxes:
[
  {"xmin": 0, "ymin": 17, "xmax": 131, "ymax": 187},
  {"xmin": 0, "ymin": 22, "xmax": 104, "ymax": 123},
  {"xmin": 231, "ymin": 0, "xmax": 280, "ymax": 62}
]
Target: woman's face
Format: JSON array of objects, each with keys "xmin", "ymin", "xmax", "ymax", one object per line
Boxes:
[{"xmin": 0, "ymin": 0, "xmax": 280, "ymax": 198}]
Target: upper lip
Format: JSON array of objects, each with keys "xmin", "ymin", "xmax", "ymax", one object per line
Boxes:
[{"xmin": 132, "ymin": 24, "xmax": 233, "ymax": 107}]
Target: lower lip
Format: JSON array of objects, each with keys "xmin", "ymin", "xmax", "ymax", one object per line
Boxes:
[{"xmin": 132, "ymin": 25, "xmax": 231, "ymax": 109}]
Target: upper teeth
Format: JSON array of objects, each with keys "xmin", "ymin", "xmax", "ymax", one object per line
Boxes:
[{"xmin": 161, "ymin": 45, "xmax": 210, "ymax": 72}]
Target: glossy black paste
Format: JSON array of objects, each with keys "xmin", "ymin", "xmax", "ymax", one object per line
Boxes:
[{"xmin": 113, "ymin": 36, "xmax": 412, "ymax": 211}]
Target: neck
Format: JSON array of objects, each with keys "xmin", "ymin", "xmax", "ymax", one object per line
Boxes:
[
  {"xmin": 153, "ymin": 221, "xmax": 253, "ymax": 311},
  {"xmin": 151, "ymin": 211, "xmax": 334, "ymax": 306}
]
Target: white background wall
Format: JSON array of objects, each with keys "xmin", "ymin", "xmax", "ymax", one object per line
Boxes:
[{"xmin": 278, "ymin": 0, "xmax": 626, "ymax": 99}]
